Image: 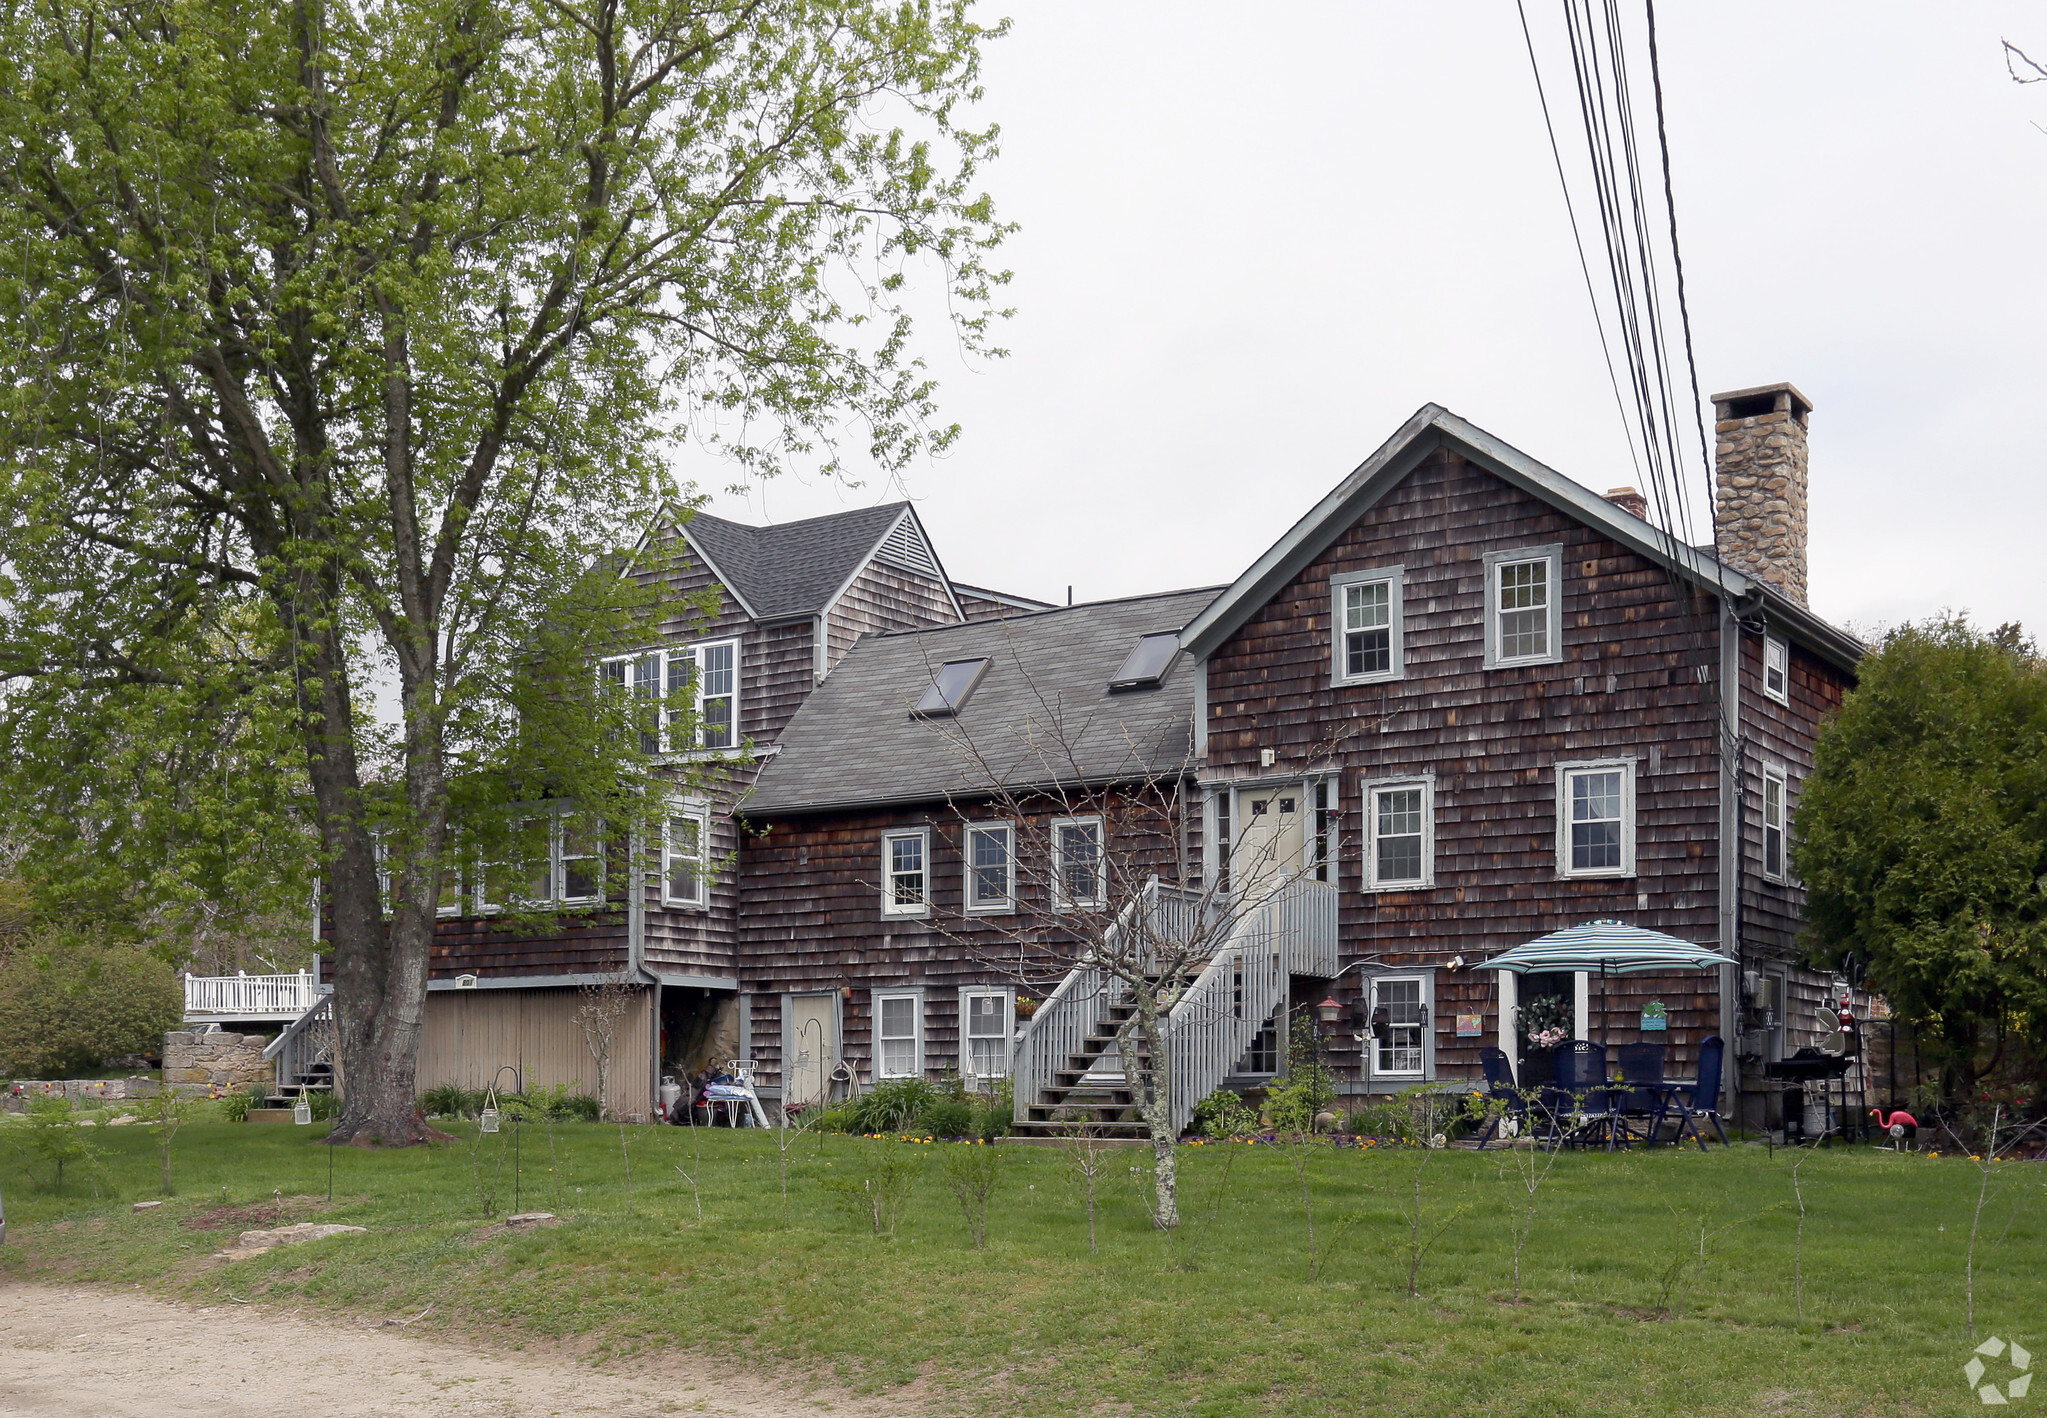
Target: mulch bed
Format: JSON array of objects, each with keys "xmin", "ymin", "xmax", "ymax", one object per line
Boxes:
[{"xmin": 181, "ymin": 1195, "xmax": 332, "ymax": 1231}]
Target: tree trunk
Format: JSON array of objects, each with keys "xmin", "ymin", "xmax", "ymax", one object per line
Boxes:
[
  {"xmin": 1134, "ymin": 1000, "xmax": 1178, "ymax": 1229},
  {"xmin": 297, "ymin": 609, "xmax": 441, "ymax": 1147}
]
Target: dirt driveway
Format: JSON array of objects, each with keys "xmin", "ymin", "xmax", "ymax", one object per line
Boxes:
[{"xmin": 0, "ymin": 1282, "xmax": 910, "ymax": 1418}]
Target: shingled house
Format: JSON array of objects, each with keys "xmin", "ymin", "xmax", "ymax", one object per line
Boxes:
[{"xmin": 267, "ymin": 384, "xmax": 1859, "ymax": 1130}]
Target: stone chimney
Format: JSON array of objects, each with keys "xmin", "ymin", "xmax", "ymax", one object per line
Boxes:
[
  {"xmin": 1603, "ymin": 486, "xmax": 1649, "ymax": 520},
  {"xmin": 1711, "ymin": 381, "xmax": 1812, "ymax": 605}
]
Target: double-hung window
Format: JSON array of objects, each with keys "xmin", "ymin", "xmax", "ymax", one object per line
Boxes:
[
  {"xmin": 1761, "ymin": 765, "xmax": 1788, "ymax": 881},
  {"xmin": 601, "ymin": 640, "xmax": 740, "ymax": 752},
  {"xmin": 1483, "ymin": 546, "xmax": 1564, "ymax": 668},
  {"xmin": 557, "ymin": 814, "xmax": 603, "ymax": 902},
  {"xmin": 875, "ymin": 992, "xmax": 923, "ymax": 1078},
  {"xmin": 1051, "ymin": 816, "xmax": 1106, "ymax": 910},
  {"xmin": 664, "ymin": 807, "xmax": 710, "ymax": 907},
  {"xmin": 1330, "ymin": 568, "xmax": 1403, "ymax": 685},
  {"xmin": 964, "ymin": 823, "xmax": 1014, "ymax": 914},
  {"xmin": 1363, "ymin": 777, "xmax": 1434, "ymax": 890},
  {"xmin": 960, "ymin": 987, "xmax": 1013, "ymax": 1081},
  {"xmin": 1763, "ymin": 637, "xmax": 1789, "ymax": 705},
  {"xmin": 1369, "ymin": 974, "xmax": 1432, "ymax": 1081},
  {"xmin": 881, "ymin": 829, "xmax": 930, "ymax": 917},
  {"xmin": 1556, "ymin": 760, "xmax": 1636, "ymax": 878}
]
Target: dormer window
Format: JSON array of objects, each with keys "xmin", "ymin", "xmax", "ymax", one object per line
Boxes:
[
  {"xmin": 1109, "ymin": 633, "xmax": 1178, "ymax": 691},
  {"xmin": 913, "ymin": 658, "xmax": 989, "ymax": 717}
]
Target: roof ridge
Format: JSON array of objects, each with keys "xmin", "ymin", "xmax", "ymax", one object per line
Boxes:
[
  {"xmin": 869, "ymin": 584, "xmax": 1227, "ymax": 640},
  {"xmin": 687, "ymin": 501, "xmax": 910, "ymax": 536}
]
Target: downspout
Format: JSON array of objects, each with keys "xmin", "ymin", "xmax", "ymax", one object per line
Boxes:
[{"xmin": 1716, "ymin": 598, "xmax": 1744, "ymax": 1116}]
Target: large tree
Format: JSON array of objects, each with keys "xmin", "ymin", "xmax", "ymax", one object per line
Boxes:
[
  {"xmin": 0, "ymin": 0, "xmax": 1008, "ymax": 1142},
  {"xmin": 1796, "ymin": 618, "xmax": 2047, "ymax": 1096}
]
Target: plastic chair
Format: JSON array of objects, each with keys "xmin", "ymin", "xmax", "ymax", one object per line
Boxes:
[
  {"xmin": 1473, "ymin": 1048, "xmax": 1535, "ymax": 1150},
  {"xmin": 1659, "ymin": 1035, "xmax": 1731, "ymax": 1151}
]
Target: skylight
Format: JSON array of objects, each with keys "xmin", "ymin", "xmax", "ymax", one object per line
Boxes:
[
  {"xmin": 913, "ymin": 658, "xmax": 989, "ymax": 716},
  {"xmin": 1109, "ymin": 633, "xmax": 1179, "ymax": 691}
]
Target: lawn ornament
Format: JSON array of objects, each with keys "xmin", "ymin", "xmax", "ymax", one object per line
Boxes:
[{"xmin": 1870, "ymin": 1108, "xmax": 1918, "ymax": 1150}]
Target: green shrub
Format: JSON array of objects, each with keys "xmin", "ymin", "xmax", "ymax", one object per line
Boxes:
[
  {"xmin": 1191, "ymin": 1088, "xmax": 1259, "ymax": 1139},
  {"xmin": 13, "ymin": 1094, "xmax": 104, "ymax": 1193},
  {"xmin": 921, "ymin": 1097, "xmax": 974, "ymax": 1138},
  {"xmin": 422, "ymin": 1083, "xmax": 476, "ymax": 1118},
  {"xmin": 307, "ymin": 1089, "xmax": 341, "ymax": 1121},
  {"xmin": 848, "ymin": 1077, "xmax": 940, "ymax": 1134},
  {"xmin": 219, "ymin": 1085, "xmax": 254, "ymax": 1122},
  {"xmin": 0, "ymin": 930, "xmax": 181, "ymax": 1077},
  {"xmin": 969, "ymin": 1080, "xmax": 1013, "ymax": 1142}
]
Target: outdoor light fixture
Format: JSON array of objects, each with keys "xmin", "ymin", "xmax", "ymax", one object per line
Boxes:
[{"xmin": 1315, "ymin": 996, "xmax": 1341, "ymax": 1025}]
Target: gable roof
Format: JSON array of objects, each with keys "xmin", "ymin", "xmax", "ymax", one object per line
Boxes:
[
  {"xmin": 1178, "ymin": 404, "xmax": 1864, "ymax": 672},
  {"xmin": 674, "ymin": 502, "xmax": 960, "ymax": 622},
  {"xmin": 745, "ymin": 586, "xmax": 1222, "ymax": 816}
]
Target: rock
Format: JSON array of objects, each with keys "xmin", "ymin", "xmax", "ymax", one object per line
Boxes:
[
  {"xmin": 132, "ymin": 1201, "xmax": 164, "ymax": 1211},
  {"xmin": 504, "ymin": 1212, "xmax": 559, "ymax": 1227},
  {"xmin": 216, "ymin": 1223, "xmax": 367, "ymax": 1260}
]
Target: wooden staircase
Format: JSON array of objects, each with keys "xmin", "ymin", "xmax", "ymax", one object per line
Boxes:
[{"xmin": 1010, "ymin": 876, "xmax": 1339, "ymax": 1141}]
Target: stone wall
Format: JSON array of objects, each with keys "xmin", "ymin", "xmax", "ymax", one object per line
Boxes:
[
  {"xmin": 163, "ymin": 1030, "xmax": 273, "ymax": 1091},
  {"xmin": 2, "ymin": 1077, "xmax": 160, "ymax": 1111}
]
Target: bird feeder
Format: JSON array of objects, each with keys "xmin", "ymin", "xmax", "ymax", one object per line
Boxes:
[
  {"xmin": 293, "ymin": 1096, "xmax": 312, "ymax": 1126},
  {"xmin": 479, "ymin": 1079, "xmax": 502, "ymax": 1133},
  {"xmin": 1315, "ymin": 996, "xmax": 1342, "ymax": 1025}
]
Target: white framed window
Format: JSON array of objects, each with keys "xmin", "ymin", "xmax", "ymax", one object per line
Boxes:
[
  {"xmin": 1763, "ymin": 637, "xmax": 1789, "ymax": 706},
  {"xmin": 1368, "ymin": 973, "xmax": 1434, "ymax": 1082},
  {"xmin": 556, "ymin": 813, "xmax": 603, "ymax": 902},
  {"xmin": 964, "ymin": 822, "xmax": 1015, "ymax": 914},
  {"xmin": 1051, "ymin": 816, "xmax": 1106, "ymax": 910},
  {"xmin": 1330, "ymin": 567, "xmax": 1404, "ymax": 686},
  {"xmin": 437, "ymin": 864, "xmax": 467, "ymax": 918},
  {"xmin": 875, "ymin": 991, "xmax": 924, "ymax": 1079},
  {"xmin": 1483, "ymin": 545, "xmax": 1564, "ymax": 668},
  {"xmin": 1555, "ymin": 759, "xmax": 1637, "ymax": 879},
  {"xmin": 1761, "ymin": 764, "xmax": 1788, "ymax": 882},
  {"xmin": 959, "ymin": 986, "xmax": 1014, "ymax": 1081},
  {"xmin": 663, "ymin": 807, "xmax": 710, "ymax": 907},
  {"xmin": 372, "ymin": 830, "xmax": 394, "ymax": 916},
  {"xmin": 599, "ymin": 639, "xmax": 741, "ymax": 754},
  {"xmin": 1363, "ymin": 776, "xmax": 1434, "ymax": 891},
  {"xmin": 880, "ymin": 829, "xmax": 930, "ymax": 917}
]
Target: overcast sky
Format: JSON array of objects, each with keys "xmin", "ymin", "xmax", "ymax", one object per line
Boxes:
[{"xmin": 691, "ymin": 3, "xmax": 2047, "ymax": 641}]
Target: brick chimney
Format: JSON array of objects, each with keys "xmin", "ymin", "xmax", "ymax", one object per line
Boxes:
[
  {"xmin": 1711, "ymin": 381, "xmax": 1812, "ymax": 605},
  {"xmin": 1603, "ymin": 486, "xmax": 1649, "ymax": 519}
]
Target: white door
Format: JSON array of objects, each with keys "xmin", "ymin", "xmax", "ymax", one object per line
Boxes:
[
  {"xmin": 1232, "ymin": 785, "xmax": 1306, "ymax": 901},
  {"xmin": 785, "ymin": 994, "xmax": 838, "ymax": 1107}
]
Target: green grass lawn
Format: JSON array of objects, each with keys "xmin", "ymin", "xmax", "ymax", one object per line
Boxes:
[{"xmin": 0, "ymin": 1115, "xmax": 2039, "ymax": 1416}]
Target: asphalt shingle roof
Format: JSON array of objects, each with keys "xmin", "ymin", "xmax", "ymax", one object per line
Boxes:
[
  {"xmin": 683, "ymin": 504, "xmax": 912, "ymax": 620},
  {"xmin": 745, "ymin": 586, "xmax": 1222, "ymax": 815}
]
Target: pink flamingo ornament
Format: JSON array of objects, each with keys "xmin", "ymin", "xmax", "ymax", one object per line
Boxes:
[{"xmin": 1870, "ymin": 1108, "xmax": 1918, "ymax": 1149}]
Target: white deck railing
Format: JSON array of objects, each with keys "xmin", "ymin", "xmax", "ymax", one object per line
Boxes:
[
  {"xmin": 264, "ymin": 994, "xmax": 334, "ymax": 1091},
  {"xmin": 184, "ymin": 971, "xmax": 323, "ymax": 1019}
]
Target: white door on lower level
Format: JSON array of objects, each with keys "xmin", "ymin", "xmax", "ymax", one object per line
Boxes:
[{"xmin": 784, "ymin": 994, "xmax": 838, "ymax": 1107}]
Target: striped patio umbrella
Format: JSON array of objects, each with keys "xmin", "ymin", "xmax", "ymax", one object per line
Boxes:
[
  {"xmin": 1480, "ymin": 920, "xmax": 1737, "ymax": 1049},
  {"xmin": 1479, "ymin": 920, "xmax": 1736, "ymax": 976}
]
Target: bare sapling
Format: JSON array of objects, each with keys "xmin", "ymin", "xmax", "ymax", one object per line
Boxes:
[
  {"xmin": 1167, "ymin": 1134, "xmax": 1241, "ymax": 1274},
  {"xmin": 1268, "ymin": 1014, "xmax": 1340, "ymax": 1280},
  {"xmin": 1937, "ymin": 1103, "xmax": 2036, "ymax": 1340},
  {"xmin": 673, "ymin": 1105, "xmax": 705, "ymax": 1223},
  {"xmin": 146, "ymin": 1085, "xmax": 193, "ymax": 1195},
  {"xmin": 1392, "ymin": 1087, "xmax": 1466, "ymax": 1299},
  {"xmin": 1057, "ymin": 1112, "xmax": 1114, "ymax": 1255},
  {"xmin": 942, "ymin": 1142, "xmax": 1003, "ymax": 1249},
  {"xmin": 1789, "ymin": 1132, "xmax": 1823, "ymax": 1323},
  {"xmin": 913, "ymin": 651, "xmax": 1363, "ymax": 1234},
  {"xmin": 1475, "ymin": 1092, "xmax": 1565, "ymax": 1303},
  {"xmin": 1654, "ymin": 1195, "xmax": 1781, "ymax": 1321},
  {"xmin": 573, "ymin": 978, "xmax": 637, "ymax": 1122}
]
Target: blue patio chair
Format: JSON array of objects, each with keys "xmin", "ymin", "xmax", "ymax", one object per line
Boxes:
[
  {"xmin": 1544, "ymin": 1040, "xmax": 1616, "ymax": 1148},
  {"xmin": 1658, "ymin": 1035, "xmax": 1732, "ymax": 1152},
  {"xmin": 1473, "ymin": 1048, "xmax": 1536, "ymax": 1149},
  {"xmin": 1615, "ymin": 1042, "xmax": 1667, "ymax": 1144}
]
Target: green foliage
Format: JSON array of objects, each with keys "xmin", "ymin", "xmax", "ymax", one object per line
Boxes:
[
  {"xmin": 1796, "ymin": 617, "xmax": 2047, "ymax": 1088},
  {"xmin": 826, "ymin": 1075, "xmax": 1010, "ymax": 1140},
  {"xmin": 13, "ymin": 1095, "xmax": 104, "ymax": 1193},
  {"xmin": 1191, "ymin": 1088, "xmax": 1259, "ymax": 1139},
  {"xmin": 846, "ymin": 1078, "xmax": 943, "ymax": 1135},
  {"xmin": 821, "ymin": 1140, "xmax": 923, "ymax": 1237},
  {"xmin": 143, "ymin": 1085, "xmax": 194, "ymax": 1195},
  {"xmin": 0, "ymin": 931, "xmax": 181, "ymax": 1077},
  {"xmin": 940, "ymin": 1141, "xmax": 1003, "ymax": 1249},
  {"xmin": 305, "ymin": 1090, "xmax": 341, "ymax": 1123},
  {"xmin": 218, "ymin": 1087, "xmax": 257, "ymax": 1123},
  {"xmin": 1266, "ymin": 1015, "xmax": 1339, "ymax": 1133},
  {"xmin": 422, "ymin": 1084, "xmax": 480, "ymax": 1120}
]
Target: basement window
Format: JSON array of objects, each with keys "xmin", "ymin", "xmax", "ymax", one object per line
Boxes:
[{"xmin": 912, "ymin": 658, "xmax": 989, "ymax": 717}]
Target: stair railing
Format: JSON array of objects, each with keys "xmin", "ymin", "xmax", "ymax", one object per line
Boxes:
[
  {"xmin": 264, "ymin": 994, "xmax": 334, "ymax": 1093},
  {"xmin": 1012, "ymin": 877, "xmax": 1204, "ymax": 1125}
]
